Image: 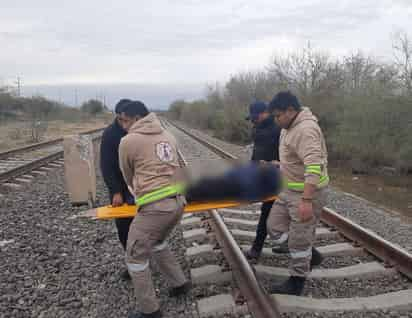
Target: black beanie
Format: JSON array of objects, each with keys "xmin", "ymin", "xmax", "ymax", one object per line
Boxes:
[
  {"xmin": 114, "ymin": 99, "xmax": 132, "ymax": 114},
  {"xmin": 122, "ymin": 100, "xmax": 149, "ymax": 117}
]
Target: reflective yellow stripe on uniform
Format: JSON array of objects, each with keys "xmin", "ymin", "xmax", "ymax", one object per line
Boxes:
[
  {"xmin": 305, "ymin": 164, "xmax": 322, "ymax": 175},
  {"xmin": 286, "ymin": 164, "xmax": 329, "ymax": 191},
  {"xmin": 136, "ymin": 183, "xmax": 185, "ymax": 207}
]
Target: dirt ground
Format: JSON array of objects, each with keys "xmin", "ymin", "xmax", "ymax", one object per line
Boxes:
[
  {"xmin": 329, "ymin": 166, "xmax": 412, "ymax": 221},
  {"xmin": 0, "ymin": 116, "xmax": 113, "ymax": 151}
]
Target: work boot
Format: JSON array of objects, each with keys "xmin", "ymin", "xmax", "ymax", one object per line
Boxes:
[
  {"xmin": 169, "ymin": 281, "xmax": 192, "ymax": 297},
  {"xmin": 271, "ymin": 244, "xmax": 289, "ymax": 254},
  {"xmin": 270, "ymin": 276, "xmax": 306, "ymax": 295},
  {"xmin": 120, "ymin": 269, "xmax": 131, "ymax": 281},
  {"xmin": 128, "ymin": 310, "xmax": 162, "ymax": 318},
  {"xmin": 310, "ymin": 247, "xmax": 323, "ymax": 269},
  {"xmin": 245, "ymin": 248, "xmax": 261, "ymax": 260}
]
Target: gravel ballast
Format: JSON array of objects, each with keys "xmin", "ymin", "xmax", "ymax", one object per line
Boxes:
[
  {"xmin": 0, "ymin": 168, "xmax": 198, "ymax": 318},
  {"xmin": 171, "ymin": 120, "xmax": 412, "ymax": 254}
]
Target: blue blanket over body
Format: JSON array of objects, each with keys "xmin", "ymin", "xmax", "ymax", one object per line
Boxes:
[{"xmin": 185, "ymin": 162, "xmax": 281, "ymax": 202}]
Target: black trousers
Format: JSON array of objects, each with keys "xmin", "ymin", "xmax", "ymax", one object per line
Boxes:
[
  {"xmin": 115, "ymin": 217, "xmax": 134, "ymax": 250},
  {"xmin": 252, "ymin": 200, "xmax": 274, "ymax": 252},
  {"xmin": 111, "ymin": 191, "xmax": 135, "ymax": 251}
]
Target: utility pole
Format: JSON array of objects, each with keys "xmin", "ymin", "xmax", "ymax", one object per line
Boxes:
[
  {"xmin": 15, "ymin": 76, "xmax": 21, "ymax": 96},
  {"xmin": 74, "ymin": 88, "xmax": 78, "ymax": 107}
]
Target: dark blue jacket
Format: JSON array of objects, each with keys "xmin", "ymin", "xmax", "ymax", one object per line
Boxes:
[
  {"xmin": 251, "ymin": 115, "xmax": 280, "ymax": 162},
  {"xmin": 185, "ymin": 162, "xmax": 281, "ymax": 202},
  {"xmin": 100, "ymin": 119, "xmax": 134, "ymax": 203}
]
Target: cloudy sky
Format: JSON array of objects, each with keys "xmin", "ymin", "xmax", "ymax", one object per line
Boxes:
[{"xmin": 1, "ymin": 0, "xmax": 412, "ymax": 108}]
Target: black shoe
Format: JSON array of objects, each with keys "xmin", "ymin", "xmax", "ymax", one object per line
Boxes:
[
  {"xmin": 169, "ymin": 281, "xmax": 191, "ymax": 297},
  {"xmin": 128, "ymin": 310, "xmax": 162, "ymax": 318},
  {"xmin": 245, "ymin": 248, "xmax": 261, "ymax": 260},
  {"xmin": 270, "ymin": 276, "xmax": 306, "ymax": 295},
  {"xmin": 310, "ymin": 247, "xmax": 323, "ymax": 269},
  {"xmin": 271, "ymin": 244, "xmax": 289, "ymax": 254},
  {"xmin": 120, "ymin": 269, "xmax": 131, "ymax": 281}
]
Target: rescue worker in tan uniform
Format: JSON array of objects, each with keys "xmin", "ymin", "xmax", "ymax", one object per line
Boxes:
[
  {"xmin": 267, "ymin": 91, "xmax": 329, "ymax": 295},
  {"xmin": 118, "ymin": 101, "xmax": 190, "ymax": 318}
]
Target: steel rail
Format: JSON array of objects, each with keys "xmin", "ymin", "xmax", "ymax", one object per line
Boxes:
[
  {"xmin": 170, "ymin": 117, "xmax": 412, "ymax": 294},
  {"xmin": 169, "ymin": 120, "xmax": 237, "ymax": 160},
  {"xmin": 0, "ymin": 132, "xmax": 103, "ymax": 184},
  {"xmin": 0, "ymin": 127, "xmax": 105, "ymax": 160},
  {"xmin": 176, "ymin": 135, "xmax": 281, "ymax": 318},
  {"xmin": 207, "ymin": 209, "xmax": 282, "ymax": 317},
  {"xmin": 321, "ymin": 207, "xmax": 412, "ymax": 279},
  {"xmin": 0, "ymin": 151, "xmax": 64, "ymax": 183}
]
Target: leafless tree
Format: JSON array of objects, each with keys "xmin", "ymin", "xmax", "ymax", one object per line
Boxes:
[{"xmin": 392, "ymin": 30, "xmax": 412, "ymax": 94}]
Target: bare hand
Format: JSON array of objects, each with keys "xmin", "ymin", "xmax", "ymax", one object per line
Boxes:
[
  {"xmin": 112, "ymin": 193, "xmax": 124, "ymax": 207},
  {"xmin": 271, "ymin": 160, "xmax": 280, "ymax": 168},
  {"xmin": 298, "ymin": 200, "xmax": 314, "ymax": 222},
  {"xmin": 259, "ymin": 160, "xmax": 280, "ymax": 168}
]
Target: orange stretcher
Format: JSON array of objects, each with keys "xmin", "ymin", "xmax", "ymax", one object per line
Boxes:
[{"xmin": 80, "ymin": 195, "xmax": 278, "ymax": 220}]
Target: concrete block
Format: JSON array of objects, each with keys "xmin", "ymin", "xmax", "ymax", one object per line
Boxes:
[
  {"xmin": 31, "ymin": 170, "xmax": 47, "ymax": 176},
  {"xmin": 273, "ymin": 289, "xmax": 412, "ymax": 313},
  {"xmin": 183, "ymin": 228, "xmax": 208, "ymax": 244},
  {"xmin": 186, "ymin": 244, "xmax": 214, "ymax": 259},
  {"xmin": 39, "ymin": 167, "xmax": 54, "ymax": 171},
  {"xmin": 233, "ymin": 228, "xmax": 336, "ymax": 241},
  {"xmin": 241, "ymin": 242, "xmax": 363, "ymax": 258},
  {"xmin": 63, "ymin": 135, "xmax": 96, "ymax": 205},
  {"xmin": 256, "ymin": 262, "xmax": 396, "ymax": 280},
  {"xmin": 191, "ymin": 265, "xmax": 232, "ymax": 285},
  {"xmin": 315, "ymin": 227, "xmax": 340, "ymax": 240},
  {"xmin": 48, "ymin": 163, "xmax": 62, "ymax": 168},
  {"xmin": 181, "ymin": 217, "xmax": 202, "ymax": 228},
  {"xmin": 15, "ymin": 178, "xmax": 32, "ymax": 183},
  {"xmin": 197, "ymin": 294, "xmax": 236, "ymax": 317},
  {"xmin": 219, "ymin": 208, "xmax": 259, "ymax": 216},
  {"xmin": 21, "ymin": 175, "xmax": 34, "ymax": 179},
  {"xmin": 2, "ymin": 183, "xmax": 22, "ymax": 190},
  {"xmin": 309, "ymin": 262, "xmax": 397, "ymax": 280},
  {"xmin": 317, "ymin": 243, "xmax": 363, "ymax": 257},
  {"xmin": 231, "ymin": 229, "xmax": 255, "ymax": 240},
  {"xmin": 223, "ymin": 217, "xmax": 258, "ymax": 227}
]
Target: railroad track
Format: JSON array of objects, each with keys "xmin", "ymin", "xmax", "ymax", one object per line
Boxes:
[
  {"xmin": 0, "ymin": 127, "xmax": 104, "ymax": 189},
  {"xmin": 163, "ymin": 119, "xmax": 412, "ymax": 317}
]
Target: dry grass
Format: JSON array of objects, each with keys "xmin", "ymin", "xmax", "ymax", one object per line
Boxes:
[
  {"xmin": 0, "ymin": 115, "xmax": 113, "ymax": 151},
  {"xmin": 329, "ymin": 166, "xmax": 412, "ymax": 219}
]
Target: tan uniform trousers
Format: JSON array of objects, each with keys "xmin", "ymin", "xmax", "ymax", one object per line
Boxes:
[
  {"xmin": 267, "ymin": 189, "xmax": 326, "ymax": 277},
  {"xmin": 126, "ymin": 195, "xmax": 187, "ymax": 313}
]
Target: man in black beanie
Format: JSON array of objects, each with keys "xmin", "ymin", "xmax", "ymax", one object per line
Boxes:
[
  {"xmin": 245, "ymin": 101, "xmax": 281, "ymax": 260},
  {"xmin": 100, "ymin": 98, "xmax": 135, "ymax": 280}
]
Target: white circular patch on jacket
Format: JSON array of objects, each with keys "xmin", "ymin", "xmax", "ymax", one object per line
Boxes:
[{"xmin": 155, "ymin": 142, "xmax": 174, "ymax": 162}]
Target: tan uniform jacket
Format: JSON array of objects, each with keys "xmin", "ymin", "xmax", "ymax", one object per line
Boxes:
[
  {"xmin": 119, "ymin": 113, "xmax": 180, "ymax": 199},
  {"xmin": 279, "ymin": 107, "xmax": 328, "ymax": 189}
]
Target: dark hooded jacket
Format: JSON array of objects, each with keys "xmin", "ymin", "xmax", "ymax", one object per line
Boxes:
[
  {"xmin": 100, "ymin": 119, "xmax": 133, "ymax": 201},
  {"xmin": 251, "ymin": 115, "xmax": 281, "ymax": 162}
]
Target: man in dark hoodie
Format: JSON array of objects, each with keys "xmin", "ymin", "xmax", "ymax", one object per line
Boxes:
[
  {"xmin": 100, "ymin": 98, "xmax": 135, "ymax": 280},
  {"xmin": 245, "ymin": 101, "xmax": 281, "ymax": 260}
]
